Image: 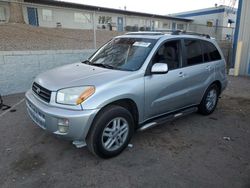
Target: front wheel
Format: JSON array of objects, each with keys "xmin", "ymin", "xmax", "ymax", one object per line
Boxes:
[
  {"xmin": 86, "ymin": 105, "xmax": 134, "ymax": 158},
  {"xmin": 198, "ymin": 84, "xmax": 219, "ymax": 115}
]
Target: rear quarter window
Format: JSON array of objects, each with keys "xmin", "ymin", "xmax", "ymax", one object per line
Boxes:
[
  {"xmin": 184, "ymin": 39, "xmax": 203, "ymax": 66},
  {"xmin": 201, "ymin": 41, "xmax": 222, "ymax": 62}
]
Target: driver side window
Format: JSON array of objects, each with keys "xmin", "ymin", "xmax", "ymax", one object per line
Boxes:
[{"xmin": 152, "ymin": 40, "xmax": 181, "ymax": 71}]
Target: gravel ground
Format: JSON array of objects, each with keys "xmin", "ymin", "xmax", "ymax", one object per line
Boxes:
[
  {"xmin": 0, "ymin": 76, "xmax": 250, "ymax": 188},
  {"xmin": 0, "ymin": 23, "xmax": 122, "ymax": 51}
]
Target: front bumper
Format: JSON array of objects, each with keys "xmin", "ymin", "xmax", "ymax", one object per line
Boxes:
[{"xmin": 25, "ymin": 89, "xmax": 99, "ymax": 141}]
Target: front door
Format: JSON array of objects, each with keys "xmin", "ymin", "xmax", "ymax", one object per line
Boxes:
[
  {"xmin": 144, "ymin": 40, "xmax": 190, "ymax": 120},
  {"xmin": 117, "ymin": 17, "xmax": 123, "ymax": 32},
  {"xmin": 27, "ymin": 7, "xmax": 39, "ymax": 26}
]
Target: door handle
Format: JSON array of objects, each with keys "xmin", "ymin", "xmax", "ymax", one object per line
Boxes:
[
  {"xmin": 206, "ymin": 65, "xmax": 212, "ymax": 71},
  {"xmin": 178, "ymin": 72, "xmax": 185, "ymax": 78}
]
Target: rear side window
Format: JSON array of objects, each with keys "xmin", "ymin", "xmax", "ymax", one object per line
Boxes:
[
  {"xmin": 184, "ymin": 40, "xmax": 203, "ymax": 66},
  {"xmin": 201, "ymin": 41, "xmax": 221, "ymax": 62}
]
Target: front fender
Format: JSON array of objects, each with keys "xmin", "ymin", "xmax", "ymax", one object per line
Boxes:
[{"xmin": 81, "ymin": 77, "xmax": 145, "ymax": 122}]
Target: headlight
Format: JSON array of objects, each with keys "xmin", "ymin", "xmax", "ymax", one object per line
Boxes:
[{"xmin": 56, "ymin": 86, "xmax": 95, "ymax": 105}]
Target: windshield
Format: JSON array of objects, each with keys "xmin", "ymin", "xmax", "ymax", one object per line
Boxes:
[{"xmin": 87, "ymin": 37, "xmax": 157, "ymax": 71}]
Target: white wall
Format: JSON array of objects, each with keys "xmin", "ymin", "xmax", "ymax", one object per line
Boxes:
[
  {"xmin": 22, "ymin": 3, "xmax": 94, "ymax": 29},
  {"xmin": 175, "ymin": 8, "xmax": 236, "ymax": 40},
  {"xmin": 0, "ymin": 49, "xmax": 95, "ymax": 95},
  {"xmin": 20, "ymin": 2, "xmax": 188, "ymax": 31}
]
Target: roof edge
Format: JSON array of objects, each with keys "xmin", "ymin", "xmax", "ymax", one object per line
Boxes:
[{"xmin": 23, "ymin": 0, "xmax": 192, "ymax": 22}]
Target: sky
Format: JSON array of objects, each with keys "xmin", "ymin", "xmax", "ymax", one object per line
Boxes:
[{"xmin": 63, "ymin": 0, "xmax": 238, "ymax": 15}]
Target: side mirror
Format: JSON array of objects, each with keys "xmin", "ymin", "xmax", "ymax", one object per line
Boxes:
[{"xmin": 151, "ymin": 63, "xmax": 168, "ymax": 74}]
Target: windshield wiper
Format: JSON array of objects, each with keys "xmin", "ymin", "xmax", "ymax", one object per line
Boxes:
[
  {"xmin": 82, "ymin": 59, "xmax": 92, "ymax": 64},
  {"xmin": 91, "ymin": 63, "xmax": 115, "ymax": 69}
]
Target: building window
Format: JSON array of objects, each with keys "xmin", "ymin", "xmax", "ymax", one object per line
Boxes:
[
  {"xmin": 98, "ymin": 16, "xmax": 112, "ymax": 24},
  {"xmin": 207, "ymin": 21, "xmax": 213, "ymax": 27},
  {"xmin": 162, "ymin": 22, "xmax": 169, "ymax": 29},
  {"xmin": 154, "ymin": 21, "xmax": 159, "ymax": 28},
  {"xmin": 0, "ymin": 6, "xmax": 6, "ymax": 22},
  {"xmin": 74, "ymin": 12, "xmax": 91, "ymax": 23},
  {"xmin": 146, "ymin": 20, "xmax": 150, "ymax": 27},
  {"xmin": 177, "ymin": 23, "xmax": 184, "ymax": 30},
  {"xmin": 139, "ymin": 19, "xmax": 145, "ymax": 26},
  {"xmin": 42, "ymin": 9, "xmax": 52, "ymax": 21},
  {"xmin": 227, "ymin": 19, "xmax": 234, "ymax": 27}
]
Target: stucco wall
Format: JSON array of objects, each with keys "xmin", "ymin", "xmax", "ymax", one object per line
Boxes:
[{"xmin": 0, "ymin": 49, "xmax": 95, "ymax": 95}]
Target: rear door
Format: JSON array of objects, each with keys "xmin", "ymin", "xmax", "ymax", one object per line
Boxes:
[{"xmin": 182, "ymin": 39, "xmax": 215, "ymax": 105}]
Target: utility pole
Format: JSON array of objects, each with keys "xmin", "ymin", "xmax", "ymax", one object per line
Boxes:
[{"xmin": 93, "ymin": 11, "xmax": 97, "ymax": 49}]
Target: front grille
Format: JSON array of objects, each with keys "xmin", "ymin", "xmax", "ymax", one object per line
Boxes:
[{"xmin": 32, "ymin": 82, "xmax": 51, "ymax": 103}]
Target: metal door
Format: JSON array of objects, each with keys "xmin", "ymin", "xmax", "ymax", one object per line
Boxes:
[
  {"xmin": 117, "ymin": 17, "xmax": 123, "ymax": 32},
  {"xmin": 27, "ymin": 7, "xmax": 39, "ymax": 26},
  {"xmin": 172, "ymin": 22, "xmax": 176, "ymax": 30}
]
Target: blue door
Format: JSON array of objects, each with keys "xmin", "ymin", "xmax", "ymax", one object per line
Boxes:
[
  {"xmin": 27, "ymin": 7, "xmax": 39, "ymax": 26},
  {"xmin": 117, "ymin": 17, "xmax": 123, "ymax": 32},
  {"xmin": 172, "ymin": 22, "xmax": 176, "ymax": 30},
  {"xmin": 151, "ymin": 21, "xmax": 155, "ymax": 31}
]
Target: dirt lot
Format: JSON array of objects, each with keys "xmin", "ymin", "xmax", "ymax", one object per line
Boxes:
[{"xmin": 0, "ymin": 76, "xmax": 250, "ymax": 188}]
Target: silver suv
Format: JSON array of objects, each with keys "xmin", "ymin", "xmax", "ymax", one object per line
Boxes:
[{"xmin": 26, "ymin": 31, "xmax": 227, "ymax": 158}]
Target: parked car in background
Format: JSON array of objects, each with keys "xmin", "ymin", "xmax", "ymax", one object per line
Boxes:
[{"xmin": 26, "ymin": 31, "xmax": 227, "ymax": 158}]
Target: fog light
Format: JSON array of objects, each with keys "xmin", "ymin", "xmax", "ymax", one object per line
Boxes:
[{"xmin": 58, "ymin": 118, "xmax": 69, "ymax": 133}]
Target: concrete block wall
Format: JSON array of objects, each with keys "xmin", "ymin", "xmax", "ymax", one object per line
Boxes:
[{"xmin": 0, "ymin": 49, "xmax": 95, "ymax": 95}]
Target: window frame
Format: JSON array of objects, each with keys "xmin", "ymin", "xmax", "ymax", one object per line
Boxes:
[
  {"xmin": 42, "ymin": 9, "xmax": 52, "ymax": 21},
  {"xmin": 0, "ymin": 6, "xmax": 6, "ymax": 22},
  {"xmin": 74, "ymin": 12, "xmax": 92, "ymax": 23},
  {"xmin": 200, "ymin": 40, "xmax": 222, "ymax": 63},
  {"xmin": 182, "ymin": 38, "xmax": 222, "ymax": 67},
  {"xmin": 145, "ymin": 39, "xmax": 183, "ymax": 76},
  {"xmin": 177, "ymin": 23, "xmax": 184, "ymax": 30},
  {"xmin": 182, "ymin": 39, "xmax": 204, "ymax": 67}
]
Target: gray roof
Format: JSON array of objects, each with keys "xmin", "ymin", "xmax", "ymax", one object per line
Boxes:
[{"xmin": 24, "ymin": 0, "xmax": 192, "ymax": 22}]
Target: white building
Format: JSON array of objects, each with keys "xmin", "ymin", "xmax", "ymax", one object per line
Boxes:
[
  {"xmin": 0, "ymin": 0, "xmax": 191, "ymax": 32},
  {"xmin": 172, "ymin": 5, "xmax": 237, "ymax": 40},
  {"xmin": 232, "ymin": 0, "xmax": 250, "ymax": 76}
]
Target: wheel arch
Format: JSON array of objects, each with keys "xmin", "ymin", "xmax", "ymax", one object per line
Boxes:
[
  {"xmin": 94, "ymin": 98, "xmax": 139, "ymax": 128},
  {"xmin": 211, "ymin": 80, "xmax": 222, "ymax": 95}
]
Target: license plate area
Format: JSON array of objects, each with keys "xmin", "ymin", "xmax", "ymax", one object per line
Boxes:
[{"xmin": 27, "ymin": 101, "xmax": 46, "ymax": 129}]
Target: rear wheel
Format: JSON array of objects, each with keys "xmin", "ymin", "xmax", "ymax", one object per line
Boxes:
[
  {"xmin": 198, "ymin": 84, "xmax": 219, "ymax": 115},
  {"xmin": 86, "ymin": 105, "xmax": 134, "ymax": 158}
]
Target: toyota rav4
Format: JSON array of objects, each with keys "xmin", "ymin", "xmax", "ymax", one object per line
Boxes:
[{"xmin": 26, "ymin": 31, "xmax": 227, "ymax": 158}]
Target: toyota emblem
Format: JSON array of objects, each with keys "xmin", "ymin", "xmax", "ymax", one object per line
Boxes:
[{"xmin": 36, "ymin": 87, "xmax": 41, "ymax": 94}]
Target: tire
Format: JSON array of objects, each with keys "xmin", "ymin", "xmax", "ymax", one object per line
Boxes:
[
  {"xmin": 86, "ymin": 105, "xmax": 134, "ymax": 158},
  {"xmin": 198, "ymin": 84, "xmax": 219, "ymax": 115}
]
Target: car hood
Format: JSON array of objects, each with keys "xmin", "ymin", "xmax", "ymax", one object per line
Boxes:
[{"xmin": 35, "ymin": 62, "xmax": 132, "ymax": 91}]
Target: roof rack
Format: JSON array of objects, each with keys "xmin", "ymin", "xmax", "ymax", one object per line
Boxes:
[
  {"xmin": 125, "ymin": 32, "xmax": 165, "ymax": 36},
  {"xmin": 171, "ymin": 30, "xmax": 211, "ymax": 39},
  {"xmin": 124, "ymin": 30, "xmax": 211, "ymax": 39}
]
